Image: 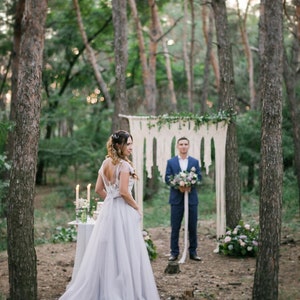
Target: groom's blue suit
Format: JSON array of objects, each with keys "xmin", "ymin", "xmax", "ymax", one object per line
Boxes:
[{"xmin": 165, "ymin": 156, "xmax": 202, "ymax": 257}]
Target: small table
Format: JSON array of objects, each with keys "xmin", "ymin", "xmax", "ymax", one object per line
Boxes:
[{"xmin": 68, "ymin": 219, "xmax": 95, "ymax": 282}]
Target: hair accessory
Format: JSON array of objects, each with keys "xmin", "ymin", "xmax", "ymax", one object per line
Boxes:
[{"xmin": 112, "ymin": 133, "xmax": 119, "ymax": 141}]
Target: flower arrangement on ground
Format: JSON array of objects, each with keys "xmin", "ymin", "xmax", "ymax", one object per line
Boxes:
[
  {"xmin": 217, "ymin": 220, "xmax": 259, "ymax": 257},
  {"xmin": 142, "ymin": 230, "xmax": 157, "ymax": 261},
  {"xmin": 169, "ymin": 167, "xmax": 200, "ymax": 192}
]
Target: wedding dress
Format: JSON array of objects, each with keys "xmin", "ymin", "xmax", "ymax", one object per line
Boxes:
[{"xmin": 59, "ymin": 159, "xmax": 160, "ymax": 300}]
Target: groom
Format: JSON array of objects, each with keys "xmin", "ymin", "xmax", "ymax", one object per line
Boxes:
[{"xmin": 165, "ymin": 137, "xmax": 202, "ymax": 261}]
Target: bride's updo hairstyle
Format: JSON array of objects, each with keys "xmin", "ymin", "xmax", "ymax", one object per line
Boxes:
[
  {"xmin": 106, "ymin": 130, "xmax": 137, "ymax": 178},
  {"xmin": 106, "ymin": 130, "xmax": 129, "ymax": 163}
]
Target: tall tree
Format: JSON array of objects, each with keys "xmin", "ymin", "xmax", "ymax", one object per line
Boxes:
[
  {"xmin": 128, "ymin": 0, "xmax": 161, "ymax": 115},
  {"xmin": 111, "ymin": 0, "xmax": 129, "ymax": 130},
  {"xmin": 7, "ymin": 0, "xmax": 48, "ymax": 299},
  {"xmin": 211, "ymin": 0, "xmax": 241, "ymax": 229},
  {"xmin": 283, "ymin": 0, "xmax": 300, "ymax": 213},
  {"xmin": 236, "ymin": 0, "xmax": 256, "ymax": 110},
  {"xmin": 202, "ymin": 3, "xmax": 219, "ymax": 92},
  {"xmin": 156, "ymin": 15, "xmax": 177, "ymax": 112},
  {"xmin": 182, "ymin": 0, "xmax": 195, "ymax": 112},
  {"xmin": 252, "ymin": 0, "xmax": 283, "ymax": 298},
  {"xmin": 201, "ymin": 3, "xmax": 215, "ymax": 113},
  {"xmin": 73, "ymin": 0, "xmax": 112, "ymax": 108}
]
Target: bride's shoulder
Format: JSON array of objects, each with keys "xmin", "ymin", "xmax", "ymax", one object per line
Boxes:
[{"xmin": 119, "ymin": 160, "xmax": 133, "ymax": 173}]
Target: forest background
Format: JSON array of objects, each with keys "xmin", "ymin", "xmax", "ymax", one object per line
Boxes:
[{"xmin": 0, "ymin": 0, "xmax": 299, "ymax": 299}]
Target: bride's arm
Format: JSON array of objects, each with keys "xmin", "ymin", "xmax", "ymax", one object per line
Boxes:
[
  {"xmin": 95, "ymin": 173, "xmax": 107, "ymax": 199},
  {"xmin": 119, "ymin": 171, "xmax": 141, "ymax": 214}
]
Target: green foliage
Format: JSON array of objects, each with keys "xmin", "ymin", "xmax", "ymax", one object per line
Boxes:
[
  {"xmin": 143, "ymin": 180, "xmax": 171, "ymax": 228},
  {"xmin": 147, "ymin": 109, "xmax": 236, "ymax": 130},
  {"xmin": 282, "ymin": 168, "xmax": 299, "ymax": 223},
  {"xmin": 0, "ymin": 154, "xmax": 10, "ymax": 218},
  {"xmin": 0, "ymin": 217, "xmax": 7, "ymax": 251},
  {"xmin": 52, "ymin": 226, "xmax": 77, "ymax": 243},
  {"xmin": 237, "ymin": 111, "xmax": 261, "ymax": 164},
  {"xmin": 217, "ymin": 220, "xmax": 259, "ymax": 257},
  {"xmin": 142, "ymin": 230, "xmax": 157, "ymax": 261}
]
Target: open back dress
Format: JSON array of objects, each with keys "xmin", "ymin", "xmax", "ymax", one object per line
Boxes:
[{"xmin": 59, "ymin": 158, "xmax": 160, "ymax": 300}]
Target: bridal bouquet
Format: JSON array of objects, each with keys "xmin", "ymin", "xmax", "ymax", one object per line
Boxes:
[{"xmin": 169, "ymin": 167, "xmax": 200, "ymax": 192}]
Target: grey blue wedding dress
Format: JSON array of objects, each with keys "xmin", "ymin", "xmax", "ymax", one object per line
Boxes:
[{"xmin": 59, "ymin": 159, "xmax": 160, "ymax": 300}]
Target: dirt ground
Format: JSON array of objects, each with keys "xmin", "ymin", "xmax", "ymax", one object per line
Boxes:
[{"xmin": 0, "ymin": 220, "xmax": 299, "ymax": 300}]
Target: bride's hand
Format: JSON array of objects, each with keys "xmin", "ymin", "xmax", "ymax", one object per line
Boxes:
[{"xmin": 136, "ymin": 206, "xmax": 142, "ymax": 216}]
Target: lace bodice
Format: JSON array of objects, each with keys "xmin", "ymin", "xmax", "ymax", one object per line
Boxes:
[{"xmin": 99, "ymin": 158, "xmax": 135, "ymax": 198}]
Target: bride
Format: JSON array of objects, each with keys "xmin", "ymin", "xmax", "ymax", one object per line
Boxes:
[{"xmin": 59, "ymin": 130, "xmax": 160, "ymax": 300}]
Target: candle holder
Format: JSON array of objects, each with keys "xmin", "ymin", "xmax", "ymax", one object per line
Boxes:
[{"xmin": 75, "ymin": 198, "xmax": 89, "ymax": 223}]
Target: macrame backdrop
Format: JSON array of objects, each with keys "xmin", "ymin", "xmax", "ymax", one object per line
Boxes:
[{"xmin": 120, "ymin": 115, "xmax": 228, "ymax": 237}]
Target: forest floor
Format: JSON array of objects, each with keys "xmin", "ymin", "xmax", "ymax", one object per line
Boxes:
[{"xmin": 0, "ymin": 219, "xmax": 299, "ymax": 299}]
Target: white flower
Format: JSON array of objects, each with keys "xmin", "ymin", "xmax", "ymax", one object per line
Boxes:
[
  {"xmin": 224, "ymin": 236, "xmax": 231, "ymax": 243},
  {"xmin": 239, "ymin": 240, "xmax": 246, "ymax": 247},
  {"xmin": 228, "ymin": 244, "xmax": 234, "ymax": 250},
  {"xmin": 244, "ymin": 224, "xmax": 251, "ymax": 230},
  {"xmin": 247, "ymin": 246, "xmax": 253, "ymax": 251}
]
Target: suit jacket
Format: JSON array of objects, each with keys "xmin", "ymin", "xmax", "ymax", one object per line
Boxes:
[{"xmin": 165, "ymin": 156, "xmax": 202, "ymax": 205}]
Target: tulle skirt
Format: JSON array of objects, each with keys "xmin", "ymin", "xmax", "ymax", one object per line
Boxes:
[{"xmin": 59, "ymin": 195, "xmax": 160, "ymax": 300}]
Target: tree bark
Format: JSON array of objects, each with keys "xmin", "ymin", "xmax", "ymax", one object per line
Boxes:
[
  {"xmin": 201, "ymin": 4, "xmax": 214, "ymax": 113},
  {"xmin": 7, "ymin": 0, "xmax": 48, "ymax": 299},
  {"xmin": 211, "ymin": 0, "xmax": 241, "ymax": 229},
  {"xmin": 236, "ymin": 0, "xmax": 256, "ymax": 110},
  {"xmin": 202, "ymin": 3, "xmax": 219, "ymax": 91},
  {"xmin": 112, "ymin": 0, "xmax": 129, "ymax": 131},
  {"xmin": 183, "ymin": 0, "xmax": 193, "ymax": 112},
  {"xmin": 128, "ymin": 0, "xmax": 151, "ymax": 114},
  {"xmin": 252, "ymin": 0, "xmax": 283, "ymax": 298},
  {"xmin": 283, "ymin": 1, "xmax": 300, "ymax": 214},
  {"xmin": 147, "ymin": 0, "xmax": 160, "ymax": 115}
]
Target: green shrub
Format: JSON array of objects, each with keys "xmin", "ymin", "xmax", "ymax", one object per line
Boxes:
[{"xmin": 52, "ymin": 226, "xmax": 77, "ymax": 243}]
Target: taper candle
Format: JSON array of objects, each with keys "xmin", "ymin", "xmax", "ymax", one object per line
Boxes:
[{"xmin": 76, "ymin": 184, "xmax": 80, "ymax": 209}]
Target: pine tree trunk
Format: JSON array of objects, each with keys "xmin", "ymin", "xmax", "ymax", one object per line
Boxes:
[
  {"xmin": 112, "ymin": 0, "xmax": 129, "ymax": 130},
  {"xmin": 236, "ymin": 0, "xmax": 256, "ymax": 109},
  {"xmin": 252, "ymin": 0, "xmax": 283, "ymax": 298},
  {"xmin": 7, "ymin": 0, "xmax": 47, "ymax": 298},
  {"xmin": 211, "ymin": 0, "xmax": 241, "ymax": 229},
  {"xmin": 283, "ymin": 2, "xmax": 300, "ymax": 215},
  {"xmin": 201, "ymin": 4, "xmax": 214, "ymax": 113}
]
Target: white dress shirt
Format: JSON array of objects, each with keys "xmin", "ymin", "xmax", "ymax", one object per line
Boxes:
[{"xmin": 178, "ymin": 155, "xmax": 188, "ymax": 171}]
